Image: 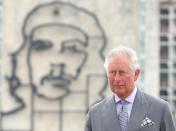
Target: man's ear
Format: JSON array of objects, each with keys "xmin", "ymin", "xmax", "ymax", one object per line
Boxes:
[{"xmin": 134, "ymin": 69, "xmax": 140, "ymax": 81}]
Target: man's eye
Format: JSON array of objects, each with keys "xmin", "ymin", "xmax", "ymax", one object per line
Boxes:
[
  {"xmin": 110, "ymin": 71, "xmax": 116, "ymax": 75},
  {"xmin": 31, "ymin": 40, "xmax": 52, "ymax": 51},
  {"xmin": 119, "ymin": 70, "xmax": 126, "ymax": 75}
]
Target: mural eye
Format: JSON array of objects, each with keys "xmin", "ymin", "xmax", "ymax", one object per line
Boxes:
[
  {"xmin": 65, "ymin": 44, "xmax": 78, "ymax": 52},
  {"xmin": 60, "ymin": 39, "xmax": 85, "ymax": 53},
  {"xmin": 31, "ymin": 40, "xmax": 53, "ymax": 51}
]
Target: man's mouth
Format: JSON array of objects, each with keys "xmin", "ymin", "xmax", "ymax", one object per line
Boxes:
[{"xmin": 113, "ymin": 85, "xmax": 125, "ymax": 88}]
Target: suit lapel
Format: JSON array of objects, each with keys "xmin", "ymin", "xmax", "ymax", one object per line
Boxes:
[
  {"xmin": 102, "ymin": 95, "xmax": 121, "ymax": 131},
  {"xmin": 127, "ymin": 89, "xmax": 150, "ymax": 131}
]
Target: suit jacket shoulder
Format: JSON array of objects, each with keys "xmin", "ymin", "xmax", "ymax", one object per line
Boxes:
[
  {"xmin": 89, "ymin": 95, "xmax": 114, "ymax": 113},
  {"xmin": 142, "ymin": 91, "xmax": 168, "ymax": 107},
  {"xmin": 134, "ymin": 89, "xmax": 175, "ymax": 131},
  {"xmin": 85, "ymin": 95, "xmax": 118, "ymax": 131}
]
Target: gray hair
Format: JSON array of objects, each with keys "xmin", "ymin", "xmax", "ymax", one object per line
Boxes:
[{"xmin": 104, "ymin": 46, "xmax": 140, "ymax": 72}]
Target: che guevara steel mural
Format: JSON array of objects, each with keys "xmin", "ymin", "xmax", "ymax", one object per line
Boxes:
[{"xmin": 0, "ymin": 1, "xmax": 107, "ymax": 131}]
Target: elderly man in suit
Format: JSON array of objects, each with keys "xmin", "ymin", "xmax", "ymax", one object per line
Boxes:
[{"xmin": 85, "ymin": 46, "xmax": 175, "ymax": 131}]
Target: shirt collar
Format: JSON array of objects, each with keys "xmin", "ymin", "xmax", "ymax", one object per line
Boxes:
[{"xmin": 114, "ymin": 87, "xmax": 137, "ymax": 104}]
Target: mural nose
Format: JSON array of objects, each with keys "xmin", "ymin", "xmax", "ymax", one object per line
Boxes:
[{"xmin": 50, "ymin": 63, "xmax": 65, "ymax": 77}]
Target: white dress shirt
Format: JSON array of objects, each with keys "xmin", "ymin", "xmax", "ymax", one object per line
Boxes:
[{"xmin": 114, "ymin": 87, "xmax": 137, "ymax": 120}]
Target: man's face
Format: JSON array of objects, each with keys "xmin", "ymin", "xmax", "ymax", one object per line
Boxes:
[
  {"xmin": 28, "ymin": 26, "xmax": 87, "ymax": 99},
  {"xmin": 107, "ymin": 55, "xmax": 140, "ymax": 99}
]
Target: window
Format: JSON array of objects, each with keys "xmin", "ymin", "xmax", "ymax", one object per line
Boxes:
[
  {"xmin": 160, "ymin": 19, "xmax": 169, "ymax": 33},
  {"xmin": 160, "ymin": 72, "xmax": 168, "ymax": 87},
  {"xmin": 160, "ymin": 46, "xmax": 168, "ymax": 60},
  {"xmin": 160, "ymin": 36, "xmax": 168, "ymax": 42},
  {"xmin": 161, "ymin": 8, "xmax": 169, "ymax": 15},
  {"xmin": 160, "ymin": 63, "xmax": 168, "ymax": 69},
  {"xmin": 160, "ymin": 2, "xmax": 176, "ymax": 118}
]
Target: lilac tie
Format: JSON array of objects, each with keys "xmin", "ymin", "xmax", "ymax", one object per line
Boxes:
[{"xmin": 118, "ymin": 100, "xmax": 128, "ymax": 131}]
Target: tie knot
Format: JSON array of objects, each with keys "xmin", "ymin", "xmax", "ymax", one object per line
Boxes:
[
  {"xmin": 120, "ymin": 100, "xmax": 128, "ymax": 110},
  {"xmin": 120, "ymin": 100, "xmax": 128, "ymax": 105}
]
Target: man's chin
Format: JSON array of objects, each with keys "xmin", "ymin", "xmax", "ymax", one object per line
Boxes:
[{"xmin": 114, "ymin": 90, "xmax": 126, "ymax": 98}]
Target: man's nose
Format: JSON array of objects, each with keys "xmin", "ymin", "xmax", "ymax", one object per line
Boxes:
[{"xmin": 114, "ymin": 73, "xmax": 122, "ymax": 82}]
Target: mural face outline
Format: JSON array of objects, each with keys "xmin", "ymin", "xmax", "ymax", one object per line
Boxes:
[{"xmin": 28, "ymin": 25, "xmax": 88, "ymax": 100}]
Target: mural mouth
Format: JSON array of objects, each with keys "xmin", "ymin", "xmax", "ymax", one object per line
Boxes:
[
  {"xmin": 41, "ymin": 76, "xmax": 71, "ymax": 88},
  {"xmin": 37, "ymin": 76, "xmax": 71, "ymax": 100},
  {"xmin": 47, "ymin": 79, "xmax": 70, "ymax": 87}
]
